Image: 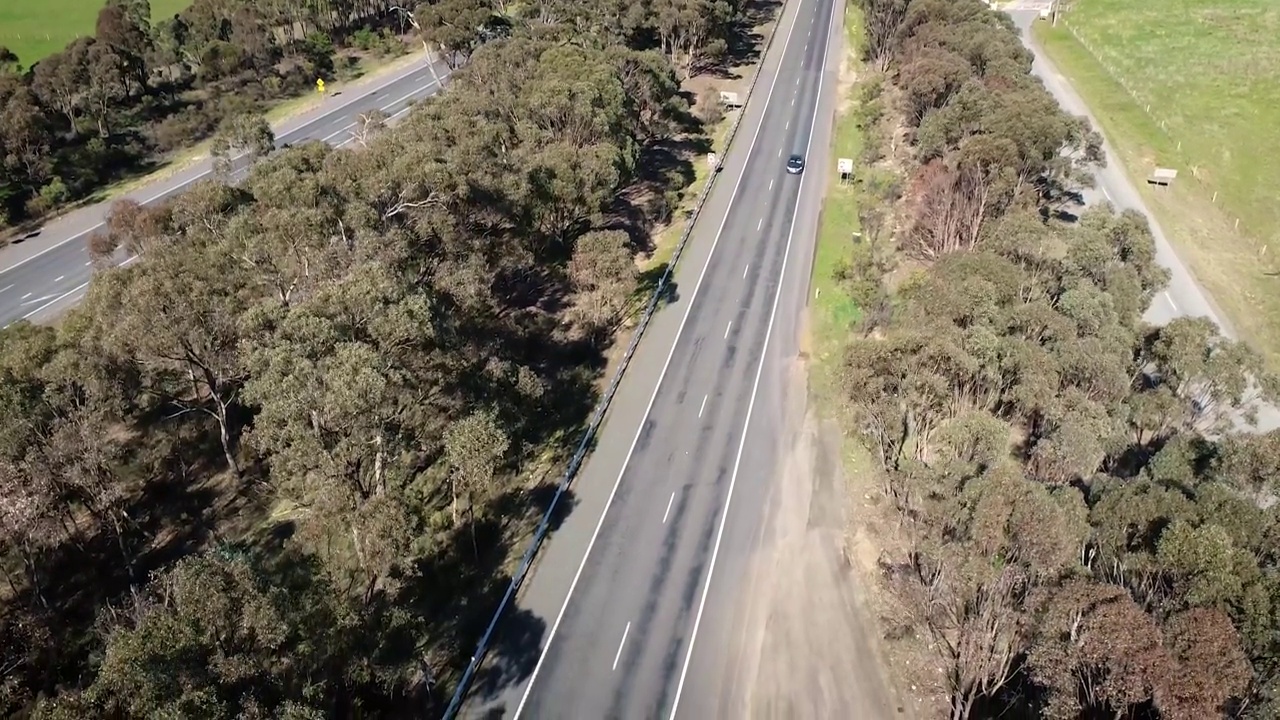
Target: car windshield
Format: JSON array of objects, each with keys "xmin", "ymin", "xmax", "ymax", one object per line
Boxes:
[{"xmin": 788, "ymin": 156, "xmax": 802, "ymax": 165}]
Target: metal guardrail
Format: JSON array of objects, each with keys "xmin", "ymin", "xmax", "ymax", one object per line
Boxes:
[{"xmin": 439, "ymin": 5, "xmax": 791, "ymax": 716}]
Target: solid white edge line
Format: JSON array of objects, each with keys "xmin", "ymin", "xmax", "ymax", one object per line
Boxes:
[
  {"xmin": 612, "ymin": 622, "xmax": 632, "ymax": 671},
  {"xmin": 667, "ymin": 0, "xmax": 836, "ymax": 715},
  {"xmin": 22, "ymin": 282, "xmax": 88, "ymax": 320},
  {"xmin": 3, "ymin": 71, "xmax": 452, "ymax": 324},
  {"xmin": 508, "ymin": 0, "xmax": 807, "ymax": 714},
  {"xmin": 0, "ymin": 56, "xmax": 441, "ymax": 280},
  {"xmin": 319, "ymin": 81, "xmax": 436, "ymax": 144}
]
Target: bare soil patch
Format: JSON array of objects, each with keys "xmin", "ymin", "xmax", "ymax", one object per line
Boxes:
[
  {"xmin": 731, "ymin": 360, "xmax": 908, "ymax": 718},
  {"xmin": 838, "ymin": 413, "xmax": 951, "ymax": 719}
]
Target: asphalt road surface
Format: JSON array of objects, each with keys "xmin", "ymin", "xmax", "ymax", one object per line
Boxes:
[
  {"xmin": 0, "ymin": 52, "xmax": 450, "ymax": 328},
  {"xmin": 461, "ymin": 0, "xmax": 843, "ymax": 716},
  {"xmin": 1008, "ymin": 8, "xmax": 1280, "ymax": 431}
]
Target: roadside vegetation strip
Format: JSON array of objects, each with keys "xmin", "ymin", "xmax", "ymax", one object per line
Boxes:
[
  {"xmin": 1033, "ymin": 1, "xmax": 1280, "ymax": 370},
  {"xmin": 831, "ymin": 1, "xmax": 1280, "ymax": 718},
  {"xmin": 809, "ymin": 3, "xmax": 866, "ymax": 376},
  {"xmin": 804, "ymin": 3, "xmax": 921, "ymax": 713},
  {"xmin": 809, "ymin": 0, "xmax": 900, "ymax": 392}
]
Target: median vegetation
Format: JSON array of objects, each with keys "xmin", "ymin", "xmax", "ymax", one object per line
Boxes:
[
  {"xmin": 833, "ymin": 1, "xmax": 1280, "ymax": 718},
  {"xmin": 0, "ymin": 0, "xmax": 765, "ymax": 716}
]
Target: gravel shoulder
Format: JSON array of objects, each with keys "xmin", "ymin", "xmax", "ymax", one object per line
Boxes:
[{"xmin": 729, "ymin": 360, "xmax": 905, "ymax": 719}]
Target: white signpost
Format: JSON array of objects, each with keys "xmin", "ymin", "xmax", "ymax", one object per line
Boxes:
[{"xmin": 837, "ymin": 157, "xmax": 853, "ymax": 185}]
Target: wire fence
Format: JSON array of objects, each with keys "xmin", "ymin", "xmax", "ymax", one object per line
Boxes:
[
  {"xmin": 437, "ymin": 5, "xmax": 791, "ymax": 719},
  {"xmin": 1060, "ymin": 17, "xmax": 1272, "ymax": 257},
  {"xmin": 0, "ymin": 32, "xmax": 67, "ymax": 43}
]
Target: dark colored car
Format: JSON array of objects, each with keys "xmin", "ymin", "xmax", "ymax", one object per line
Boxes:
[{"xmin": 785, "ymin": 154, "xmax": 805, "ymax": 174}]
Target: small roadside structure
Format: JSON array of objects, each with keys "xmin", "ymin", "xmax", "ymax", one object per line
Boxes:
[
  {"xmin": 719, "ymin": 90, "xmax": 743, "ymax": 109},
  {"xmin": 1148, "ymin": 167, "xmax": 1178, "ymax": 187},
  {"xmin": 837, "ymin": 157, "xmax": 853, "ymax": 185}
]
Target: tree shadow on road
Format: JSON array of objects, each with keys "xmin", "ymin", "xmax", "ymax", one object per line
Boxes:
[{"xmin": 422, "ymin": 483, "xmax": 580, "ymax": 715}]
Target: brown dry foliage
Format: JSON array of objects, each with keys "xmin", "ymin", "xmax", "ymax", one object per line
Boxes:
[{"xmin": 903, "ymin": 159, "xmax": 988, "ymax": 260}]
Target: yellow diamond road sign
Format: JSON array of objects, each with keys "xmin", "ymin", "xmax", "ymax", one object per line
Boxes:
[{"xmin": 316, "ymin": 78, "xmax": 326, "ymax": 93}]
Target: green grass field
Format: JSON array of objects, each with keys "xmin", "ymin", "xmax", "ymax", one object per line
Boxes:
[
  {"xmin": 1034, "ymin": 1, "xmax": 1280, "ymax": 368},
  {"xmin": 0, "ymin": 0, "xmax": 190, "ymax": 68}
]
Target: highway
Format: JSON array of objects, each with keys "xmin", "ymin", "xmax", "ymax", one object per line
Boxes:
[
  {"xmin": 0, "ymin": 52, "xmax": 450, "ymax": 328},
  {"xmin": 1008, "ymin": 7, "xmax": 1280, "ymax": 431},
  {"xmin": 461, "ymin": 0, "xmax": 852, "ymax": 716}
]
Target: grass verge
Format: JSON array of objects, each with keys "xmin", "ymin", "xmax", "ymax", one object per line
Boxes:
[
  {"xmin": 807, "ymin": 8, "xmax": 943, "ymax": 716},
  {"xmin": 808, "ymin": 2, "xmax": 866, "ymax": 398},
  {"xmin": 1033, "ymin": 3, "xmax": 1280, "ymax": 369}
]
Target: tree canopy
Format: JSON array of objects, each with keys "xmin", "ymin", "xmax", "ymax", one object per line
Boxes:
[
  {"xmin": 0, "ymin": 0, "xmax": 753, "ymax": 715},
  {"xmin": 0, "ymin": 0, "xmax": 748, "ymax": 230},
  {"xmin": 847, "ymin": 1, "xmax": 1280, "ymax": 718}
]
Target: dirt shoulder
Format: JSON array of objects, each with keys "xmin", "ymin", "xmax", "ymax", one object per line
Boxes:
[
  {"xmin": 728, "ymin": 359, "xmax": 908, "ymax": 718},
  {"xmin": 788, "ymin": 1, "xmax": 947, "ymax": 714}
]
